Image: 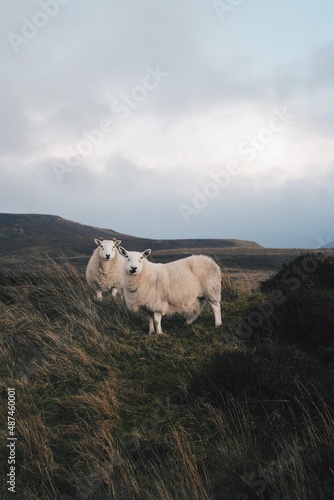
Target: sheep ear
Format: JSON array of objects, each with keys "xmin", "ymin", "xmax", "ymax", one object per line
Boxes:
[
  {"xmin": 118, "ymin": 246, "xmax": 127, "ymax": 257},
  {"xmin": 114, "ymin": 239, "xmax": 122, "ymax": 247},
  {"xmin": 94, "ymin": 238, "xmax": 103, "ymax": 246},
  {"xmin": 143, "ymin": 249, "xmax": 151, "ymax": 258}
]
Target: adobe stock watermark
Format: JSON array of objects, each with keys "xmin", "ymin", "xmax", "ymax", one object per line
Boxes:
[
  {"xmin": 179, "ymin": 106, "xmax": 295, "ymax": 224},
  {"xmin": 238, "ymin": 253, "xmax": 319, "ymax": 339},
  {"xmin": 236, "ymin": 443, "xmax": 304, "ymax": 500},
  {"xmin": 316, "ymin": 234, "xmax": 334, "ymax": 249},
  {"xmin": 8, "ymin": 0, "xmax": 71, "ymax": 53},
  {"xmin": 213, "ymin": 0, "xmax": 245, "ymax": 21},
  {"xmin": 238, "ymin": 107, "xmax": 296, "ymax": 162},
  {"xmin": 59, "ymin": 463, "xmax": 114, "ymax": 500},
  {"xmin": 122, "ymin": 395, "xmax": 177, "ymax": 453},
  {"xmin": 179, "ymin": 161, "xmax": 241, "ymax": 224},
  {"xmin": 52, "ymin": 65, "xmax": 169, "ymax": 183},
  {"xmin": 59, "ymin": 395, "xmax": 176, "ymax": 500}
]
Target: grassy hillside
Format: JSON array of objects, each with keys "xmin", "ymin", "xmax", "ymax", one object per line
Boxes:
[{"xmin": 0, "ymin": 255, "xmax": 333, "ymax": 499}]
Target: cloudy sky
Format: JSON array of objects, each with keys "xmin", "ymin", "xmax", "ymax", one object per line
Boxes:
[{"xmin": 1, "ymin": 0, "xmax": 334, "ymax": 247}]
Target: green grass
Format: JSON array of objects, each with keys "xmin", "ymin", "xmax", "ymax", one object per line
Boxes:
[{"xmin": 0, "ymin": 256, "xmax": 333, "ymax": 499}]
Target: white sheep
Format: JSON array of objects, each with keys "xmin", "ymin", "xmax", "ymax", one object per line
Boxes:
[
  {"xmin": 86, "ymin": 238, "xmax": 124, "ymax": 301},
  {"xmin": 118, "ymin": 247, "xmax": 222, "ymax": 334}
]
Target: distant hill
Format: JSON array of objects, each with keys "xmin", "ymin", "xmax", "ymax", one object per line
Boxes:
[
  {"xmin": 1, "ymin": 213, "xmax": 312, "ymax": 275},
  {"xmin": 321, "ymin": 243, "xmax": 334, "ymax": 249},
  {"xmin": 0, "ymin": 213, "xmax": 263, "ymax": 268}
]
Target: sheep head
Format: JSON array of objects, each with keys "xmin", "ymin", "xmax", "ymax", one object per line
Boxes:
[
  {"xmin": 94, "ymin": 238, "xmax": 121, "ymax": 261},
  {"xmin": 119, "ymin": 247, "xmax": 151, "ymax": 275}
]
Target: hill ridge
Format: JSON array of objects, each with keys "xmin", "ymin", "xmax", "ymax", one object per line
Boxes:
[
  {"xmin": 0, "ymin": 213, "xmax": 263, "ymax": 254},
  {"xmin": 0, "ymin": 213, "xmax": 312, "ymax": 275}
]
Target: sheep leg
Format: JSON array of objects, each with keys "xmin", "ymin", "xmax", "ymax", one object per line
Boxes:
[
  {"xmin": 185, "ymin": 309, "xmax": 201, "ymax": 325},
  {"xmin": 185, "ymin": 299, "xmax": 204, "ymax": 325},
  {"xmin": 111, "ymin": 288, "xmax": 118, "ymax": 298},
  {"xmin": 153, "ymin": 312, "xmax": 163, "ymax": 335},
  {"xmin": 210, "ymin": 301, "xmax": 222, "ymax": 327},
  {"xmin": 96, "ymin": 290, "xmax": 103, "ymax": 301},
  {"xmin": 147, "ymin": 315, "xmax": 155, "ymax": 335}
]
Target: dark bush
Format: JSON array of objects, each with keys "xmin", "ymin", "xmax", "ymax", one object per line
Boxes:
[
  {"xmin": 187, "ymin": 343, "xmax": 334, "ymax": 438},
  {"xmin": 256, "ymin": 253, "xmax": 334, "ymax": 351},
  {"xmin": 261, "ymin": 252, "xmax": 334, "ymax": 293}
]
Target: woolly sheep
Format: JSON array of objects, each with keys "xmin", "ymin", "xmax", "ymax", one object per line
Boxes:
[
  {"xmin": 86, "ymin": 238, "xmax": 124, "ymax": 301},
  {"xmin": 118, "ymin": 247, "xmax": 222, "ymax": 334}
]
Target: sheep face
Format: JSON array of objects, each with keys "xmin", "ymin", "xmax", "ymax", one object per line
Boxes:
[
  {"xmin": 94, "ymin": 238, "xmax": 121, "ymax": 261},
  {"xmin": 119, "ymin": 247, "xmax": 151, "ymax": 275}
]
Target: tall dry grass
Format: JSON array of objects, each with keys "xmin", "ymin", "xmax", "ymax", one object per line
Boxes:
[{"xmin": 0, "ymin": 256, "xmax": 333, "ymax": 499}]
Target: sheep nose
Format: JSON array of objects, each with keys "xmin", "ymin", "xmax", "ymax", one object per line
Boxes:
[
  {"xmin": 130, "ymin": 266, "xmax": 137, "ymax": 273},
  {"xmin": 105, "ymin": 254, "xmax": 111, "ymax": 259}
]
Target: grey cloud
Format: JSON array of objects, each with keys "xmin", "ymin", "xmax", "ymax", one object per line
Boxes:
[
  {"xmin": 177, "ymin": 168, "xmax": 334, "ymax": 247},
  {"xmin": 1, "ymin": 1, "xmax": 334, "ymax": 247},
  {"xmin": 308, "ymin": 42, "xmax": 334, "ymax": 89},
  {"xmin": 48, "ymin": 157, "xmax": 186, "ymax": 237}
]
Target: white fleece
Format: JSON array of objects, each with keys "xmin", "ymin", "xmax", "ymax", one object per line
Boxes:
[
  {"xmin": 86, "ymin": 239, "xmax": 124, "ymax": 300},
  {"xmin": 119, "ymin": 248, "xmax": 222, "ymax": 333}
]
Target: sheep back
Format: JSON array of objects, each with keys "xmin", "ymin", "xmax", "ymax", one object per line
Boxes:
[{"xmin": 122, "ymin": 255, "xmax": 221, "ymax": 317}]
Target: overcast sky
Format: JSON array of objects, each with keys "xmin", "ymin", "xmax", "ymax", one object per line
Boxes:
[{"xmin": 1, "ymin": 0, "xmax": 334, "ymax": 247}]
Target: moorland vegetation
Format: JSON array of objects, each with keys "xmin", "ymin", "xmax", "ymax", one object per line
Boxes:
[{"xmin": 0, "ymin": 253, "xmax": 333, "ymax": 499}]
